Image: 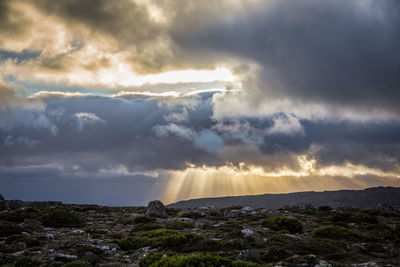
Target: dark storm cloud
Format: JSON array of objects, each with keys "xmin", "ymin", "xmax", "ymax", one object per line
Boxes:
[
  {"xmin": 261, "ymin": 119, "xmax": 400, "ymax": 171},
  {"xmin": 34, "ymin": 0, "xmax": 160, "ymax": 46},
  {"xmin": 0, "ymin": 93, "xmax": 222, "ymax": 172},
  {"xmin": 0, "ymin": 0, "xmax": 32, "ymax": 39},
  {"xmin": 1, "ymin": 91, "xmax": 400, "ymax": 174},
  {"xmin": 173, "ymin": 0, "xmax": 400, "ymax": 114}
]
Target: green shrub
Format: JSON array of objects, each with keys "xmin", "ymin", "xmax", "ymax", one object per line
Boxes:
[
  {"xmin": 261, "ymin": 246, "xmax": 290, "ymax": 262},
  {"xmin": 110, "ymin": 238, "xmax": 136, "ymax": 251},
  {"xmin": 0, "ymin": 223, "xmax": 23, "ymax": 237},
  {"xmin": 331, "ymin": 211, "xmax": 378, "ymax": 225},
  {"xmin": 5, "ymin": 234, "xmax": 40, "ymax": 247},
  {"xmin": 318, "ymin": 206, "xmax": 333, "ymax": 212},
  {"xmin": 183, "ymin": 239, "xmax": 221, "ymax": 252},
  {"xmin": 136, "ymin": 229, "xmax": 202, "ymax": 249},
  {"xmin": 313, "ymin": 225, "xmax": 357, "ymax": 240},
  {"xmin": 139, "ymin": 253, "xmax": 260, "ymax": 267},
  {"xmin": 331, "ymin": 212, "xmax": 352, "ymax": 224},
  {"xmin": 13, "ymin": 255, "xmax": 42, "ymax": 266},
  {"xmin": 76, "ymin": 245, "xmax": 104, "ymax": 257},
  {"xmin": 286, "ymin": 239, "xmax": 344, "ymax": 256},
  {"xmin": 167, "ymin": 220, "xmax": 194, "ymax": 230},
  {"xmin": 365, "ymin": 242, "xmax": 386, "ymax": 253},
  {"xmin": 41, "ymin": 208, "xmax": 83, "ymax": 228},
  {"xmin": 357, "ymin": 212, "xmax": 378, "ymax": 224},
  {"xmin": 262, "ymin": 216, "xmax": 303, "ymax": 234},
  {"xmin": 132, "ymin": 222, "xmax": 163, "ymax": 232},
  {"xmin": 134, "ymin": 215, "xmax": 156, "ymax": 224},
  {"xmin": 0, "ymin": 208, "xmax": 40, "ymax": 223}
]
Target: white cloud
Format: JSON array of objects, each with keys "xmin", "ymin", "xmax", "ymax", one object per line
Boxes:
[
  {"xmin": 74, "ymin": 112, "xmax": 106, "ymax": 131},
  {"xmin": 153, "ymin": 123, "xmax": 223, "ymax": 152},
  {"xmin": 267, "ymin": 114, "xmax": 304, "ymax": 136}
]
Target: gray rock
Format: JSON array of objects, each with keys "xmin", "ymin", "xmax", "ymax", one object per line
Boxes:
[
  {"xmin": 227, "ymin": 210, "xmax": 242, "ymax": 218},
  {"xmin": 241, "ymin": 206, "xmax": 254, "ymax": 212},
  {"xmin": 315, "ymin": 261, "xmax": 332, "ymax": 267},
  {"xmin": 241, "ymin": 228, "xmax": 254, "ymax": 237},
  {"xmin": 146, "ymin": 200, "xmax": 167, "ymax": 217},
  {"xmin": 351, "ymin": 262, "xmax": 378, "ymax": 267},
  {"xmin": 196, "ymin": 205, "xmax": 221, "ymax": 216},
  {"xmin": 52, "ymin": 252, "xmax": 78, "ymax": 261}
]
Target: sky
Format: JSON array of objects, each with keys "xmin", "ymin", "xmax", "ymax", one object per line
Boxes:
[{"xmin": 1, "ymin": 0, "xmax": 400, "ymax": 206}]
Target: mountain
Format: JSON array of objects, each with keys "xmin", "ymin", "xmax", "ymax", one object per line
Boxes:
[{"xmin": 167, "ymin": 186, "xmax": 400, "ymax": 209}]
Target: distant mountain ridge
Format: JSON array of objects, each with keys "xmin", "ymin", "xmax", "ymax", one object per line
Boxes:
[{"xmin": 167, "ymin": 186, "xmax": 400, "ymax": 209}]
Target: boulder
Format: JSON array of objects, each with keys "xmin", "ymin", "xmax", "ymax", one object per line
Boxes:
[
  {"xmin": 241, "ymin": 228, "xmax": 254, "ymax": 237},
  {"xmin": 315, "ymin": 261, "xmax": 332, "ymax": 267},
  {"xmin": 351, "ymin": 262, "xmax": 378, "ymax": 267},
  {"xmin": 226, "ymin": 210, "xmax": 241, "ymax": 218},
  {"xmin": 146, "ymin": 200, "xmax": 167, "ymax": 217}
]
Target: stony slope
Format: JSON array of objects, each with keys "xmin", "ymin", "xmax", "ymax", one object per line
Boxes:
[
  {"xmin": 1, "ymin": 197, "xmax": 400, "ymax": 266},
  {"xmin": 168, "ymin": 187, "xmax": 400, "ymax": 209}
]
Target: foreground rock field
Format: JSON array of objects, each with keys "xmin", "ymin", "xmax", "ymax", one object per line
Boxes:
[{"xmin": 1, "ymin": 197, "xmax": 400, "ymax": 266}]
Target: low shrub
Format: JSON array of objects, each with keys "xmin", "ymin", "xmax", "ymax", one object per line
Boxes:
[
  {"xmin": 183, "ymin": 239, "xmax": 221, "ymax": 252},
  {"xmin": 132, "ymin": 222, "xmax": 163, "ymax": 232},
  {"xmin": 331, "ymin": 211, "xmax": 378, "ymax": 225},
  {"xmin": 167, "ymin": 220, "xmax": 194, "ymax": 230},
  {"xmin": 110, "ymin": 238, "xmax": 136, "ymax": 251},
  {"xmin": 313, "ymin": 225, "xmax": 357, "ymax": 240},
  {"xmin": 136, "ymin": 229, "xmax": 202, "ymax": 249},
  {"xmin": 76, "ymin": 245, "xmax": 104, "ymax": 257},
  {"xmin": 286, "ymin": 239, "xmax": 344, "ymax": 256},
  {"xmin": 318, "ymin": 206, "xmax": 333, "ymax": 212},
  {"xmin": 0, "ymin": 208, "xmax": 40, "ymax": 223},
  {"xmin": 41, "ymin": 208, "xmax": 83, "ymax": 228},
  {"xmin": 179, "ymin": 211, "xmax": 204, "ymax": 219},
  {"xmin": 262, "ymin": 216, "xmax": 303, "ymax": 234},
  {"xmin": 279, "ymin": 206, "xmax": 302, "ymax": 213},
  {"xmin": 13, "ymin": 255, "xmax": 42, "ymax": 266},
  {"xmin": 261, "ymin": 246, "xmax": 290, "ymax": 262},
  {"xmin": 0, "ymin": 223, "xmax": 24, "ymax": 237},
  {"xmin": 5, "ymin": 234, "xmax": 40, "ymax": 247},
  {"xmin": 134, "ymin": 215, "xmax": 156, "ymax": 224},
  {"xmin": 139, "ymin": 253, "xmax": 260, "ymax": 267},
  {"xmin": 357, "ymin": 212, "xmax": 378, "ymax": 224},
  {"xmin": 331, "ymin": 212, "xmax": 352, "ymax": 224}
]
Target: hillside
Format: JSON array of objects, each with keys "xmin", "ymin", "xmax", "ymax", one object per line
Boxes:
[
  {"xmin": 168, "ymin": 186, "xmax": 400, "ymax": 209},
  {"xmin": 1, "ymin": 192, "xmax": 400, "ymax": 266}
]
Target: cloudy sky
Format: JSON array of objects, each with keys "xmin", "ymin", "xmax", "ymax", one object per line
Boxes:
[{"xmin": 1, "ymin": 0, "xmax": 400, "ymax": 205}]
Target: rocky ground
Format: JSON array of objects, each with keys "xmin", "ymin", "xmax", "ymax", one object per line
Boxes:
[{"xmin": 1, "ymin": 195, "xmax": 400, "ymax": 266}]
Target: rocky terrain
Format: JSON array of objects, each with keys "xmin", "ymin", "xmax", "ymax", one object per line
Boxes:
[
  {"xmin": 1, "ymin": 193, "xmax": 400, "ymax": 266},
  {"xmin": 168, "ymin": 187, "xmax": 400, "ymax": 209}
]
